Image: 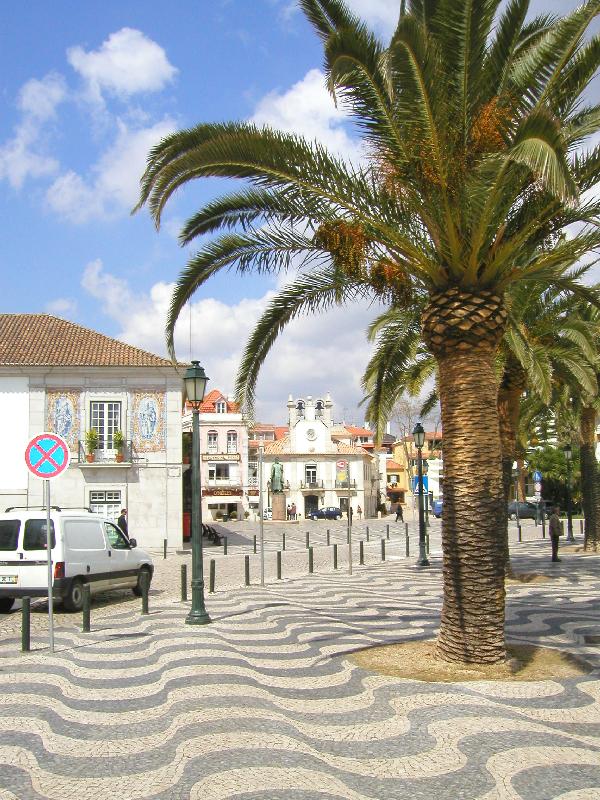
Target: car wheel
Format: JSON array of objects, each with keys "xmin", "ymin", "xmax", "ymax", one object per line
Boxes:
[
  {"xmin": 63, "ymin": 579, "xmax": 84, "ymax": 612},
  {"xmin": 0, "ymin": 597, "xmax": 15, "ymax": 613},
  {"xmin": 133, "ymin": 566, "xmax": 152, "ymax": 597}
]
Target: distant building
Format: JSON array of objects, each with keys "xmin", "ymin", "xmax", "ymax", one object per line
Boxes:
[
  {"xmin": 387, "ymin": 430, "xmax": 443, "ymax": 511},
  {"xmin": 259, "ymin": 394, "xmax": 378, "ymax": 518},
  {"xmin": 0, "ymin": 314, "xmax": 183, "ymax": 548}
]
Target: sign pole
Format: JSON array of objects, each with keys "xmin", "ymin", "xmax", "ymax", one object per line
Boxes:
[
  {"xmin": 45, "ymin": 479, "xmax": 54, "ymax": 653},
  {"xmin": 347, "ymin": 460, "xmax": 352, "ymax": 575},
  {"xmin": 258, "ymin": 444, "xmax": 265, "ymax": 586}
]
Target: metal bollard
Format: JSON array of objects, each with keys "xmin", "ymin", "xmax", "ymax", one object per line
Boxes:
[
  {"xmin": 308, "ymin": 546, "xmax": 314, "ymax": 574},
  {"xmin": 333, "ymin": 543, "xmax": 338, "ymax": 570},
  {"xmin": 381, "ymin": 538, "xmax": 386, "ymax": 561},
  {"xmin": 405, "ymin": 522, "xmax": 409, "ymax": 538},
  {"xmin": 21, "ymin": 597, "xmax": 31, "ymax": 652},
  {"xmin": 141, "ymin": 571, "xmax": 149, "ymax": 615},
  {"xmin": 326, "ymin": 529, "xmax": 330, "ymax": 546},
  {"xmin": 359, "ymin": 540, "xmax": 364, "ymax": 565},
  {"xmin": 253, "ymin": 534, "xmax": 257, "ymax": 554},
  {"xmin": 405, "ymin": 533, "xmax": 410, "ymax": 558},
  {"xmin": 277, "ymin": 551, "xmax": 282, "ymax": 580},
  {"xmin": 180, "ymin": 564, "xmax": 188, "ymax": 602},
  {"xmin": 163, "ymin": 538, "xmax": 167, "ymax": 559},
  {"xmin": 366, "ymin": 526, "xmax": 370, "ymax": 541},
  {"xmin": 542, "ymin": 515, "xmax": 546, "ymax": 539},
  {"xmin": 518, "ymin": 525, "xmax": 522, "ymax": 542},
  {"xmin": 386, "ymin": 524, "xmax": 390, "ymax": 540},
  {"xmin": 305, "ymin": 531, "xmax": 310, "ymax": 549},
  {"xmin": 244, "ymin": 555, "xmax": 250, "ymax": 586},
  {"xmin": 282, "ymin": 532, "xmax": 286, "ymax": 551},
  {"xmin": 209, "ymin": 559, "xmax": 215, "ymax": 593},
  {"xmin": 82, "ymin": 584, "xmax": 91, "ymax": 633},
  {"xmin": 426, "ymin": 533, "xmax": 430, "ymax": 554},
  {"xmin": 223, "ymin": 536, "xmax": 228, "ymax": 555}
]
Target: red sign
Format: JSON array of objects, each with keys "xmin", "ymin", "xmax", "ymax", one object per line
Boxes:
[{"xmin": 25, "ymin": 433, "xmax": 70, "ymax": 480}]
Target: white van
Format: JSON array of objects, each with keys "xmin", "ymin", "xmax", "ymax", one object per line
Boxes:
[{"xmin": 0, "ymin": 508, "xmax": 154, "ymax": 613}]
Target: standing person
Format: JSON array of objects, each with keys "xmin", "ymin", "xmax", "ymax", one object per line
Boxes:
[
  {"xmin": 117, "ymin": 508, "xmax": 129, "ymax": 539},
  {"xmin": 395, "ymin": 504, "xmax": 404, "ymax": 523},
  {"xmin": 357, "ymin": 505, "xmax": 362, "ymax": 520},
  {"xmin": 548, "ymin": 506, "xmax": 563, "ymax": 562},
  {"xmin": 291, "ymin": 502, "xmax": 297, "ymax": 521},
  {"xmin": 287, "ymin": 504, "xmax": 291, "ymax": 520}
]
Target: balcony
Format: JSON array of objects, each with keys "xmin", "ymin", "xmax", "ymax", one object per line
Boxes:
[
  {"xmin": 335, "ymin": 480, "xmax": 358, "ymax": 489},
  {"xmin": 77, "ymin": 440, "xmax": 135, "ymax": 467},
  {"xmin": 300, "ymin": 480, "xmax": 324, "ymax": 491}
]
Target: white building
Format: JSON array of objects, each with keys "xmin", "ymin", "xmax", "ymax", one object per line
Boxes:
[
  {"xmin": 0, "ymin": 314, "xmax": 183, "ymax": 548},
  {"xmin": 260, "ymin": 394, "xmax": 378, "ymax": 518}
]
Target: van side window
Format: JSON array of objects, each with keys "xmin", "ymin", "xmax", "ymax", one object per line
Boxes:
[
  {"xmin": 104, "ymin": 523, "xmax": 130, "ymax": 550},
  {"xmin": 0, "ymin": 520, "xmax": 20, "ymax": 551},
  {"xmin": 23, "ymin": 520, "xmax": 56, "ymax": 550},
  {"xmin": 64, "ymin": 520, "xmax": 106, "ymax": 551}
]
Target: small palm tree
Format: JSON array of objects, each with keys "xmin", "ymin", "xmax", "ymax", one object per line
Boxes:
[{"xmin": 136, "ymin": 0, "xmax": 600, "ymax": 663}]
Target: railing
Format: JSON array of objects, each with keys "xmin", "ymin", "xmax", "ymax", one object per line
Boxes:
[
  {"xmin": 300, "ymin": 480, "xmax": 324, "ymax": 490},
  {"xmin": 78, "ymin": 440, "xmax": 135, "ymax": 464},
  {"xmin": 206, "ymin": 478, "xmax": 242, "ymax": 487},
  {"xmin": 335, "ymin": 480, "xmax": 357, "ymax": 489}
]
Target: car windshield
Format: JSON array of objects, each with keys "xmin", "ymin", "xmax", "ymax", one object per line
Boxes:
[{"xmin": 0, "ymin": 520, "xmax": 20, "ymax": 551}]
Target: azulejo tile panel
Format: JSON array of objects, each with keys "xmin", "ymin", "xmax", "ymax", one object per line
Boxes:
[
  {"xmin": 45, "ymin": 390, "xmax": 81, "ymax": 448},
  {"xmin": 132, "ymin": 391, "xmax": 166, "ymax": 452}
]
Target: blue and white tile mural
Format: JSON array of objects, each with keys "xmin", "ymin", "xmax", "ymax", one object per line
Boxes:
[
  {"xmin": 46, "ymin": 391, "xmax": 81, "ymax": 448},
  {"xmin": 132, "ymin": 392, "xmax": 165, "ymax": 451}
]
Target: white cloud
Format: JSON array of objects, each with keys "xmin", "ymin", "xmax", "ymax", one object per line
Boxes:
[
  {"xmin": 345, "ymin": 0, "xmax": 399, "ymax": 33},
  {"xmin": 67, "ymin": 28, "xmax": 178, "ymax": 102},
  {"xmin": 45, "ymin": 297, "xmax": 78, "ymax": 317},
  {"xmin": 46, "ymin": 117, "xmax": 176, "ymax": 222},
  {"xmin": 251, "ymin": 68, "xmax": 362, "ymax": 163},
  {"xmin": 81, "ymin": 260, "xmax": 380, "ymax": 424},
  {"xmin": 0, "ymin": 72, "xmax": 66, "ymax": 189}
]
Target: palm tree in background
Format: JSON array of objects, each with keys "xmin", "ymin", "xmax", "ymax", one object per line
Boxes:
[{"xmin": 136, "ymin": 0, "xmax": 600, "ymax": 663}]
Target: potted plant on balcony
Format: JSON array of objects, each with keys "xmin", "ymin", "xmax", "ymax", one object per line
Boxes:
[
  {"xmin": 85, "ymin": 428, "xmax": 99, "ymax": 463},
  {"xmin": 113, "ymin": 430, "xmax": 125, "ymax": 462}
]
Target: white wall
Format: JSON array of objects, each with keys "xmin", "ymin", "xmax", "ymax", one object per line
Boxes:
[{"xmin": 0, "ymin": 376, "xmax": 29, "ymax": 492}]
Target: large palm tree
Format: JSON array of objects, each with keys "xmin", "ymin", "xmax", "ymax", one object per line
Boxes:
[{"xmin": 136, "ymin": 0, "xmax": 600, "ymax": 663}]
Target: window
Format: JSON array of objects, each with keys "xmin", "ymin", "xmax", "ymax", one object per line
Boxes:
[
  {"xmin": 227, "ymin": 431, "xmax": 237, "ymax": 453},
  {"xmin": 90, "ymin": 401, "xmax": 121, "ymax": 449},
  {"xmin": 104, "ymin": 522, "xmax": 130, "ymax": 549},
  {"xmin": 23, "ymin": 519, "xmax": 56, "ymax": 550},
  {"xmin": 208, "ymin": 463, "xmax": 230, "ymax": 483},
  {"xmin": 215, "ymin": 400, "xmax": 226, "ymax": 413},
  {"xmin": 207, "ymin": 430, "xmax": 218, "ymax": 453},
  {"xmin": 90, "ymin": 490, "xmax": 121, "ymax": 520},
  {"xmin": 0, "ymin": 520, "xmax": 19, "ymax": 551},
  {"xmin": 305, "ymin": 464, "xmax": 317, "ymax": 484},
  {"xmin": 248, "ymin": 461, "xmax": 258, "ymax": 486}
]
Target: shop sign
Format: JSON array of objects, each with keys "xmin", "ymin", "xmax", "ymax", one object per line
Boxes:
[
  {"xmin": 202, "ymin": 453, "xmax": 240, "ymax": 461},
  {"xmin": 203, "ymin": 487, "xmax": 243, "ymax": 496}
]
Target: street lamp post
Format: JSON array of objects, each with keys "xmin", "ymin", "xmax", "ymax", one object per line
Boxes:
[
  {"xmin": 563, "ymin": 443, "xmax": 575, "ymax": 542},
  {"xmin": 184, "ymin": 361, "xmax": 211, "ymax": 626},
  {"xmin": 512, "ymin": 466, "xmax": 520, "ymax": 527},
  {"xmin": 413, "ymin": 423, "xmax": 429, "ymax": 567}
]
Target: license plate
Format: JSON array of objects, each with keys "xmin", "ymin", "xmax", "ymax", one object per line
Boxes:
[{"xmin": 0, "ymin": 575, "xmax": 17, "ymax": 584}]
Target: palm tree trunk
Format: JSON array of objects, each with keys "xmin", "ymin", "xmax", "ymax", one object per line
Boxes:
[
  {"xmin": 423, "ymin": 288, "xmax": 507, "ymax": 664},
  {"xmin": 498, "ymin": 369, "xmax": 524, "ymax": 577},
  {"xmin": 580, "ymin": 405, "xmax": 598, "ymax": 551}
]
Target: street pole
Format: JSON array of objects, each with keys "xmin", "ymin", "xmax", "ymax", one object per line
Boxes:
[
  {"xmin": 347, "ymin": 460, "xmax": 352, "ymax": 575},
  {"xmin": 258, "ymin": 444, "xmax": 265, "ymax": 585},
  {"xmin": 416, "ymin": 444, "xmax": 429, "ymax": 566},
  {"xmin": 513, "ymin": 468, "xmax": 520, "ymax": 527},
  {"xmin": 45, "ymin": 480, "xmax": 54, "ymax": 652},
  {"xmin": 186, "ymin": 404, "xmax": 211, "ymax": 625}
]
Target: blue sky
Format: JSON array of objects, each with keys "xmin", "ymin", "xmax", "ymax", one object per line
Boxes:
[{"xmin": 0, "ymin": 0, "xmax": 593, "ymax": 423}]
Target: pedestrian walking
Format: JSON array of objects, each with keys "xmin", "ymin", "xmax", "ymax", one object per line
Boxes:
[
  {"xmin": 117, "ymin": 508, "xmax": 129, "ymax": 539},
  {"xmin": 357, "ymin": 505, "xmax": 362, "ymax": 520},
  {"xmin": 395, "ymin": 504, "xmax": 404, "ymax": 522},
  {"xmin": 287, "ymin": 504, "xmax": 291, "ymax": 520},
  {"xmin": 291, "ymin": 502, "xmax": 297, "ymax": 521},
  {"xmin": 548, "ymin": 506, "xmax": 563, "ymax": 562}
]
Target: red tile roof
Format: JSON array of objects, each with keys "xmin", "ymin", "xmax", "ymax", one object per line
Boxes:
[
  {"xmin": 195, "ymin": 389, "xmax": 240, "ymax": 413},
  {"xmin": 0, "ymin": 314, "xmax": 174, "ymax": 367},
  {"xmin": 386, "ymin": 460, "xmax": 403, "ymax": 470},
  {"xmin": 346, "ymin": 425, "xmax": 373, "ymax": 437}
]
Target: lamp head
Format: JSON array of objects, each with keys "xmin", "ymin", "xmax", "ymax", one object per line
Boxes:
[
  {"xmin": 563, "ymin": 443, "xmax": 572, "ymax": 461},
  {"xmin": 412, "ymin": 422, "xmax": 425, "ymax": 449},
  {"xmin": 184, "ymin": 361, "xmax": 209, "ymax": 408}
]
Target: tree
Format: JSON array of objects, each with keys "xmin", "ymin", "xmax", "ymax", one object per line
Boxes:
[{"xmin": 136, "ymin": 0, "xmax": 600, "ymax": 663}]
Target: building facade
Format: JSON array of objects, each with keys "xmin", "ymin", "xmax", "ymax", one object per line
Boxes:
[
  {"xmin": 260, "ymin": 394, "xmax": 378, "ymax": 518},
  {"xmin": 0, "ymin": 314, "xmax": 183, "ymax": 549}
]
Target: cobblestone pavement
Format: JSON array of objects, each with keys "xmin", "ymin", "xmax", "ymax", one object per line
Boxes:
[{"xmin": 0, "ymin": 536, "xmax": 599, "ymax": 799}]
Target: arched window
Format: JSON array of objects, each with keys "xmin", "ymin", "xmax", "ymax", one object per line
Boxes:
[
  {"xmin": 227, "ymin": 430, "xmax": 237, "ymax": 454},
  {"xmin": 296, "ymin": 400, "xmax": 305, "ymax": 418},
  {"xmin": 207, "ymin": 430, "xmax": 218, "ymax": 453}
]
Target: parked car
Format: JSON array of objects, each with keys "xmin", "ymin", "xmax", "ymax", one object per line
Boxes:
[
  {"xmin": 308, "ymin": 507, "xmax": 343, "ymax": 520},
  {"xmin": 432, "ymin": 500, "xmax": 443, "ymax": 518},
  {"xmin": 0, "ymin": 508, "xmax": 153, "ymax": 613},
  {"xmin": 507, "ymin": 501, "xmax": 547, "ymax": 521},
  {"xmin": 263, "ymin": 507, "xmax": 272, "ymax": 520}
]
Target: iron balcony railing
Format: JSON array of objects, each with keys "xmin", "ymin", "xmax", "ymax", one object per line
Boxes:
[
  {"xmin": 78, "ymin": 439, "xmax": 135, "ymax": 464},
  {"xmin": 335, "ymin": 480, "xmax": 357, "ymax": 489}
]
